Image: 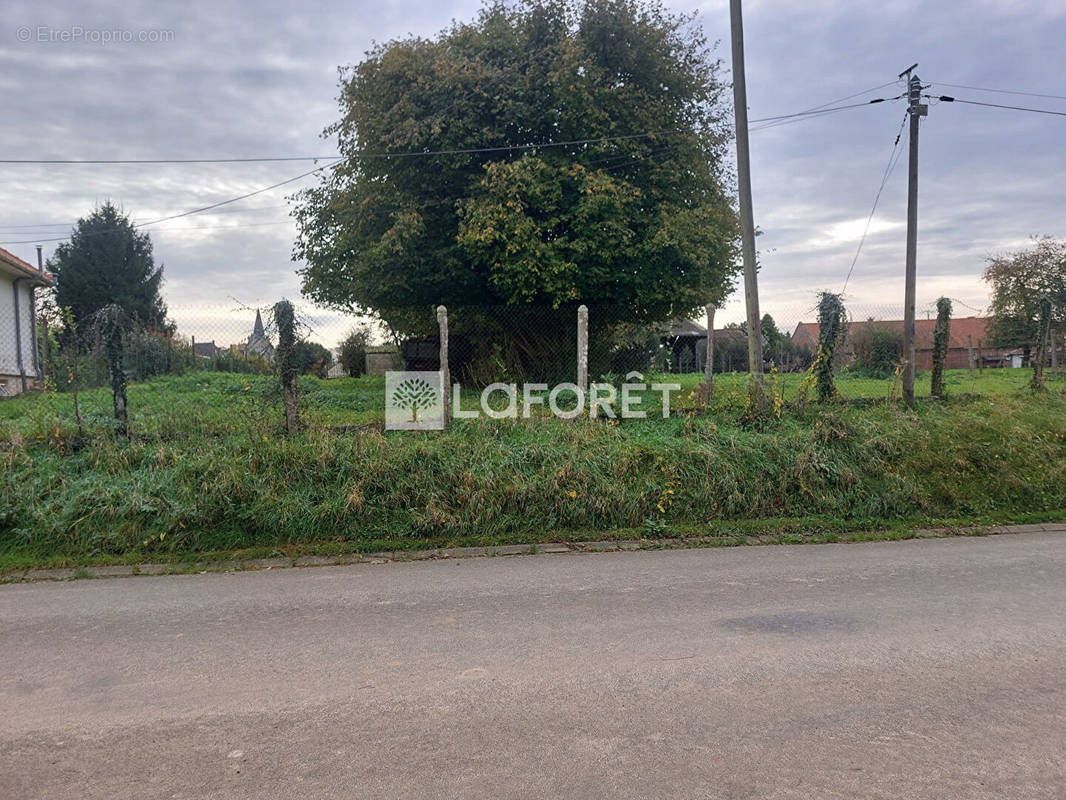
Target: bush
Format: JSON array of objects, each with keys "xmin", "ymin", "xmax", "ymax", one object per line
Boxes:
[{"xmin": 851, "ymin": 321, "xmax": 904, "ymax": 379}]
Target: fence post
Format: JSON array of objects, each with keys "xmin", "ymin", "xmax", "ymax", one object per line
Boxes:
[
  {"xmin": 977, "ymin": 339, "xmax": 984, "ymax": 373},
  {"xmin": 437, "ymin": 305, "xmax": 450, "ymax": 426},
  {"xmin": 704, "ymin": 304, "xmax": 715, "ymax": 406},
  {"xmin": 577, "ymin": 304, "xmax": 588, "ymax": 394},
  {"xmin": 968, "ymin": 334, "xmax": 975, "ymax": 375},
  {"xmin": 273, "ymin": 300, "xmax": 303, "ymax": 434},
  {"xmin": 40, "ymin": 315, "xmax": 49, "ymax": 383}
]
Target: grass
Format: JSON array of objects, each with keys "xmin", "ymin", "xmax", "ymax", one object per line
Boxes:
[{"xmin": 1, "ymin": 368, "xmax": 1064, "ymax": 572}]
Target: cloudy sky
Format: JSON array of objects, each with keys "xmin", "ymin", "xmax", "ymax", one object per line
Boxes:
[{"xmin": 2, "ymin": 0, "xmax": 1064, "ymax": 345}]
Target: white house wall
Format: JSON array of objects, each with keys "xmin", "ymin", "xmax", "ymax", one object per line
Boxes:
[{"xmin": 0, "ymin": 275, "xmax": 40, "ymax": 381}]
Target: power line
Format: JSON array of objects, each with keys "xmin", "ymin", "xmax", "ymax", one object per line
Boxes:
[
  {"xmin": 748, "ymin": 96, "xmax": 900, "ymax": 125},
  {"xmin": 0, "ymin": 155, "xmax": 338, "ymax": 165},
  {"xmin": 0, "ymin": 204, "xmax": 292, "ymax": 233},
  {"xmin": 0, "ymin": 162, "xmax": 340, "ymax": 245},
  {"xmin": 750, "ymin": 102, "xmax": 879, "ymax": 132},
  {"xmin": 134, "ymin": 161, "xmax": 340, "ymax": 228},
  {"xmin": 930, "ymin": 81, "xmax": 1066, "ymax": 102},
  {"xmin": 2, "ymin": 85, "xmax": 907, "ymax": 166},
  {"xmin": 841, "ymin": 110, "xmax": 910, "ymax": 294},
  {"xmin": 929, "ymin": 95, "xmax": 1066, "ymax": 117},
  {"xmin": 0, "ymin": 131, "xmax": 689, "ymax": 166}
]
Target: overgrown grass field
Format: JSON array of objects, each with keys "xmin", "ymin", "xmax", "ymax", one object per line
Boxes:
[{"xmin": 1, "ymin": 368, "xmax": 1064, "ymax": 571}]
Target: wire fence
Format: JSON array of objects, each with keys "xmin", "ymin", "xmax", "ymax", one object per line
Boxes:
[{"xmin": 2, "ymin": 294, "xmax": 1062, "ymax": 443}]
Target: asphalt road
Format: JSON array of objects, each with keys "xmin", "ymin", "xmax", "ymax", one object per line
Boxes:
[{"xmin": 2, "ymin": 533, "xmax": 1064, "ymax": 799}]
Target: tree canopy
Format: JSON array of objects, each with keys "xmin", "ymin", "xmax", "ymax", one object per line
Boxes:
[
  {"xmin": 293, "ymin": 0, "xmax": 738, "ymax": 367},
  {"xmin": 984, "ymin": 236, "xmax": 1066, "ymax": 353},
  {"xmin": 49, "ymin": 202, "xmax": 169, "ymax": 331}
]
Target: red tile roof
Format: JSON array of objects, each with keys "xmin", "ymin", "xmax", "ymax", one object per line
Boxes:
[
  {"xmin": 792, "ymin": 316, "xmax": 992, "ymax": 351},
  {"xmin": 0, "ymin": 246, "xmax": 53, "ymax": 284}
]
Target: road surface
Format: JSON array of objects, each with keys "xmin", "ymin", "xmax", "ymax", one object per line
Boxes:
[{"xmin": 2, "ymin": 533, "xmax": 1065, "ymax": 799}]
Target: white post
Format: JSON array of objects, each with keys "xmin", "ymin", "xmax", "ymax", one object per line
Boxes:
[
  {"xmin": 704, "ymin": 304, "xmax": 715, "ymax": 405},
  {"xmin": 437, "ymin": 305, "xmax": 450, "ymax": 426},
  {"xmin": 577, "ymin": 305, "xmax": 588, "ymax": 394}
]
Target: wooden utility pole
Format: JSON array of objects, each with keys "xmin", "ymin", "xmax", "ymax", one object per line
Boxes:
[
  {"xmin": 728, "ymin": 0, "xmax": 764, "ymax": 399},
  {"xmin": 901, "ymin": 66, "xmax": 926, "ymax": 408}
]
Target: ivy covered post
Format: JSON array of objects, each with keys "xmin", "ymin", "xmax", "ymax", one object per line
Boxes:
[
  {"xmin": 273, "ymin": 300, "xmax": 302, "ymax": 434},
  {"xmin": 930, "ymin": 297, "xmax": 952, "ymax": 398},
  {"xmin": 1031, "ymin": 296, "xmax": 1052, "ymax": 391},
  {"xmin": 704, "ymin": 304, "xmax": 715, "ymax": 407},
  {"xmin": 813, "ymin": 292, "xmax": 847, "ymax": 402},
  {"xmin": 95, "ymin": 304, "xmax": 130, "ymax": 438}
]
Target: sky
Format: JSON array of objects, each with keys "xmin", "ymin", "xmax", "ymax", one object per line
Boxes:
[{"xmin": 2, "ymin": 0, "xmax": 1064, "ymax": 346}]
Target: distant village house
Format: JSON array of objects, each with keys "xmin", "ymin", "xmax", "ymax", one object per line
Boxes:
[{"xmin": 791, "ymin": 317, "xmax": 1015, "ymax": 370}]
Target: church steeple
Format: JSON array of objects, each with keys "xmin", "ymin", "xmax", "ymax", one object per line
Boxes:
[{"xmin": 252, "ymin": 309, "xmax": 265, "ymax": 338}]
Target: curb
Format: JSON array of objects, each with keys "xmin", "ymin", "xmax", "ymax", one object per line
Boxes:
[{"xmin": 3, "ymin": 523, "xmax": 1065, "ymax": 584}]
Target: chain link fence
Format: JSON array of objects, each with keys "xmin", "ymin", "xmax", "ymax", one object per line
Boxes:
[{"xmin": 2, "ymin": 292, "xmax": 1062, "ymax": 442}]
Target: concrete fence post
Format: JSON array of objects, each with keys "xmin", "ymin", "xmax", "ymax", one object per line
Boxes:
[
  {"xmin": 577, "ymin": 304, "xmax": 588, "ymax": 394},
  {"xmin": 704, "ymin": 304, "xmax": 715, "ymax": 406},
  {"xmin": 437, "ymin": 305, "xmax": 450, "ymax": 426}
]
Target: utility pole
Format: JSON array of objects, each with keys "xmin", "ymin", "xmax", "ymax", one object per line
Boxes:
[
  {"xmin": 729, "ymin": 0, "xmax": 764, "ymax": 400},
  {"xmin": 901, "ymin": 65, "xmax": 926, "ymax": 408}
]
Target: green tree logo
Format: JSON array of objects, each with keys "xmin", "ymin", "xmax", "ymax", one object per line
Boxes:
[{"xmin": 390, "ymin": 377, "xmax": 439, "ymax": 422}]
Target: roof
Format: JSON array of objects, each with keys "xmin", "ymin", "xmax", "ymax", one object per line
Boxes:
[
  {"xmin": 792, "ymin": 317, "xmax": 992, "ymax": 351},
  {"xmin": 252, "ymin": 309, "xmax": 266, "ymax": 338},
  {"xmin": 659, "ymin": 318, "xmax": 707, "ymax": 338},
  {"xmin": 0, "ymin": 247, "xmax": 53, "ymax": 286},
  {"xmin": 712, "ymin": 327, "xmax": 749, "ymax": 345}
]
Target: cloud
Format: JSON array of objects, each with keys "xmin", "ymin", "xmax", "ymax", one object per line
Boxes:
[{"xmin": 1, "ymin": 0, "xmax": 1062, "ymax": 342}]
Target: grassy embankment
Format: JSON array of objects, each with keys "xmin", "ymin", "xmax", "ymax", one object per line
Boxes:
[{"xmin": 1, "ymin": 368, "xmax": 1064, "ymax": 572}]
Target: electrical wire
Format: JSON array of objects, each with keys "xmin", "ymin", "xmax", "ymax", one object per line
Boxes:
[
  {"xmin": 0, "ymin": 162, "xmax": 341, "ymax": 245},
  {"xmin": 930, "ymin": 82, "xmax": 1066, "ymax": 102},
  {"xmin": 0, "ymin": 81, "xmax": 914, "ymax": 246},
  {"xmin": 2, "ymin": 82, "xmax": 907, "ymax": 166},
  {"xmin": 0, "ymin": 204, "xmax": 292, "ymax": 233},
  {"xmin": 748, "ymin": 97, "xmax": 899, "ymax": 125},
  {"xmin": 928, "ymin": 95, "xmax": 1066, "ymax": 117},
  {"xmin": 841, "ymin": 110, "xmax": 910, "ymax": 294},
  {"xmin": 0, "ymin": 131, "xmax": 688, "ymax": 166},
  {"xmin": 748, "ymin": 80, "xmax": 899, "ymax": 132}
]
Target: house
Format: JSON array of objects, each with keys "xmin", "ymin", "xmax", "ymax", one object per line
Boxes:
[
  {"xmin": 791, "ymin": 316, "xmax": 1013, "ymax": 370},
  {"xmin": 659, "ymin": 319, "xmax": 706, "ymax": 371},
  {"xmin": 238, "ymin": 310, "xmax": 275, "ymax": 363},
  {"xmin": 658, "ymin": 319, "xmax": 752, "ymax": 373},
  {"xmin": 1, "ymin": 247, "xmax": 53, "ymax": 397},
  {"xmin": 191, "ymin": 340, "xmax": 223, "ymax": 359}
]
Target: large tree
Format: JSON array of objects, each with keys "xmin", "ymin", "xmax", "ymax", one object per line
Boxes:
[
  {"xmin": 293, "ymin": 0, "xmax": 738, "ymax": 374},
  {"xmin": 983, "ymin": 236, "xmax": 1066, "ymax": 362},
  {"xmin": 50, "ymin": 202, "xmax": 169, "ymax": 331}
]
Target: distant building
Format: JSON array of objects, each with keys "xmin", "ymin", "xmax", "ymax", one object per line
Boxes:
[
  {"xmin": 791, "ymin": 316, "xmax": 1015, "ymax": 369},
  {"xmin": 1, "ymin": 247, "xmax": 53, "ymax": 396},
  {"xmin": 658, "ymin": 319, "xmax": 751, "ymax": 373},
  {"xmin": 192, "ymin": 340, "xmax": 223, "ymax": 359},
  {"xmin": 239, "ymin": 310, "xmax": 275, "ymax": 363}
]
